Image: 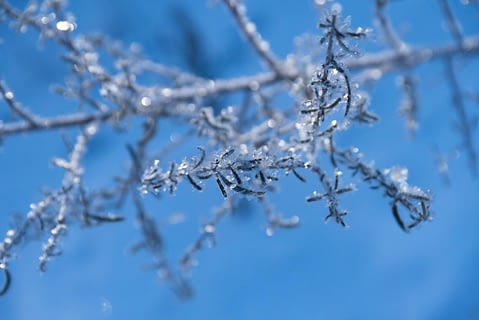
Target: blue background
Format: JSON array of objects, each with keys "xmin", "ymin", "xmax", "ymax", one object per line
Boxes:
[{"xmin": 1, "ymin": 0, "xmax": 479, "ymax": 319}]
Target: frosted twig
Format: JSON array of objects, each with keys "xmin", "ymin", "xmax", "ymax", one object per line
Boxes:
[
  {"xmin": 309, "ymin": 166, "xmax": 352, "ymax": 227},
  {"xmin": 39, "ymin": 123, "xmax": 98, "ymax": 271}
]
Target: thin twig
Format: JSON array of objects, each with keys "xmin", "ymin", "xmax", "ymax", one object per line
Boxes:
[
  {"xmin": 0, "ymin": 81, "xmax": 41, "ymax": 126},
  {"xmin": 443, "ymin": 58, "xmax": 478, "ymax": 175},
  {"xmin": 438, "ymin": 0, "xmax": 464, "ymax": 46},
  {"xmin": 222, "ymin": 0, "xmax": 290, "ymax": 77},
  {"xmin": 374, "ymin": 0, "xmax": 406, "ymax": 52}
]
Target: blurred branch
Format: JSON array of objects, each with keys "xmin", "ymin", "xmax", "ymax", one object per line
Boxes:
[
  {"xmin": 0, "ymin": 81, "xmax": 42, "ymax": 126},
  {"xmin": 347, "ymin": 35, "xmax": 479, "ymax": 71},
  {"xmin": 375, "ymin": 0, "xmax": 406, "ymax": 52},
  {"xmin": 438, "ymin": 0, "xmax": 464, "ymax": 46},
  {"xmin": 222, "ymin": 0, "xmax": 291, "ymax": 77},
  {"xmin": 0, "ymin": 110, "xmax": 114, "ymax": 137},
  {"xmin": 443, "ymin": 58, "xmax": 478, "ymax": 175},
  {"xmin": 374, "ymin": 0, "xmax": 419, "ymax": 136},
  {"xmin": 438, "ymin": 0, "xmax": 478, "ymax": 174},
  {"xmin": 1, "ymin": 35, "xmax": 478, "ymax": 138}
]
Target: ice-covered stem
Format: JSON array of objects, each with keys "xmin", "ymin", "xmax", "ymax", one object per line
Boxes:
[
  {"xmin": 319, "ymin": 13, "xmax": 367, "ymax": 60},
  {"xmin": 297, "ymin": 11, "xmax": 370, "ymax": 145},
  {"xmin": 142, "ymin": 147, "xmax": 263, "ymax": 198},
  {"xmin": 141, "ymin": 138, "xmax": 430, "ymax": 232},
  {"xmin": 307, "ymin": 167, "xmax": 354, "ymax": 227},
  {"xmin": 317, "ymin": 12, "xmax": 367, "ymax": 117},
  {"xmin": 300, "ymin": 13, "xmax": 366, "ymax": 144}
]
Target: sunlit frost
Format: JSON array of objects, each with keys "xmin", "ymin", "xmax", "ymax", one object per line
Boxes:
[
  {"xmin": 245, "ymin": 22, "xmax": 256, "ymax": 33},
  {"xmin": 161, "ymin": 88, "xmax": 172, "ymax": 97},
  {"xmin": 140, "ymin": 96, "xmax": 152, "ymax": 107},
  {"xmin": 266, "ymin": 227, "xmax": 274, "ymax": 237},
  {"xmin": 331, "ymin": 3, "xmax": 343, "ymax": 14},
  {"xmin": 204, "ymin": 224, "xmax": 215, "ymax": 233},
  {"xmin": 249, "ymin": 81, "xmax": 259, "ymax": 91},
  {"xmin": 386, "ymin": 166, "xmax": 409, "ymax": 189},
  {"xmin": 5, "ymin": 229, "xmax": 15, "ymax": 238},
  {"xmin": 4, "ymin": 91, "xmax": 14, "ymax": 100},
  {"xmin": 239, "ymin": 143, "xmax": 249, "ymax": 154},
  {"xmin": 86, "ymin": 124, "xmax": 97, "ymax": 135},
  {"xmin": 56, "ymin": 20, "xmax": 76, "ymax": 32}
]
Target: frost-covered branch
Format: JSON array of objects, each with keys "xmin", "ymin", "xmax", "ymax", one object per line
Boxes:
[
  {"xmin": 0, "ymin": 123, "xmax": 105, "ymax": 278},
  {"xmin": 0, "ymin": 0, "xmax": 476, "ymax": 299}
]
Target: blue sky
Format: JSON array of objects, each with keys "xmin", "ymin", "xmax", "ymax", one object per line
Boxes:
[{"xmin": 1, "ymin": 1, "xmax": 479, "ymax": 319}]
